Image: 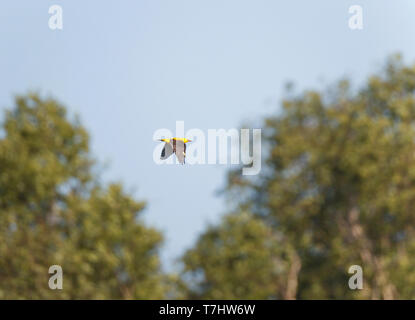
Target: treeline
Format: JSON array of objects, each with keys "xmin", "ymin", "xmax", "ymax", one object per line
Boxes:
[{"xmin": 1, "ymin": 56, "xmax": 415, "ymax": 299}]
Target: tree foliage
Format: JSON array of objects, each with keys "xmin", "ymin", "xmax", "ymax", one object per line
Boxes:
[
  {"xmin": 181, "ymin": 56, "xmax": 415, "ymax": 299},
  {"xmin": 0, "ymin": 94, "xmax": 166, "ymax": 299},
  {"xmin": 182, "ymin": 212, "xmax": 287, "ymax": 299}
]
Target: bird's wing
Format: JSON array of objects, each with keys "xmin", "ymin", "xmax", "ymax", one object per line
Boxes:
[
  {"xmin": 174, "ymin": 140, "xmax": 186, "ymax": 164},
  {"xmin": 160, "ymin": 142, "xmax": 174, "ymax": 160}
]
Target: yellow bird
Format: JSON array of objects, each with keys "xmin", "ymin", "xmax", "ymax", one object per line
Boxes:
[{"xmin": 159, "ymin": 137, "xmax": 192, "ymax": 164}]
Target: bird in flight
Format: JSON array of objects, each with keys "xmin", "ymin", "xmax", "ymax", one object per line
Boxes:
[{"xmin": 159, "ymin": 137, "xmax": 192, "ymax": 164}]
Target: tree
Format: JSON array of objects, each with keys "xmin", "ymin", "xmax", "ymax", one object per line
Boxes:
[
  {"xmin": 181, "ymin": 212, "xmax": 287, "ymax": 299},
  {"xmin": 0, "ymin": 93, "xmax": 166, "ymax": 299},
  {"xmin": 182, "ymin": 55, "xmax": 415, "ymax": 299}
]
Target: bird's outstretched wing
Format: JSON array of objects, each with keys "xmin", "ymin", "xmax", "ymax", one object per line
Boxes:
[
  {"xmin": 174, "ymin": 140, "xmax": 186, "ymax": 164},
  {"xmin": 160, "ymin": 142, "xmax": 174, "ymax": 160}
]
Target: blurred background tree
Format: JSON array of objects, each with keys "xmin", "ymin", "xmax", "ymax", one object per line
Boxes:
[
  {"xmin": 0, "ymin": 94, "xmax": 166, "ymax": 299},
  {"xmin": 181, "ymin": 55, "xmax": 415, "ymax": 299},
  {"xmin": 181, "ymin": 212, "xmax": 288, "ymax": 299}
]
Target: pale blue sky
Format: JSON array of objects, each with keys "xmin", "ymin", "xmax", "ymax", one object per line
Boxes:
[{"xmin": 1, "ymin": 1, "xmax": 415, "ymax": 270}]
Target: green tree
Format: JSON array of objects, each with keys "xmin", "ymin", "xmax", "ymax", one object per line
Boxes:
[
  {"xmin": 0, "ymin": 93, "xmax": 166, "ymax": 299},
  {"xmin": 181, "ymin": 212, "xmax": 287, "ymax": 299},
  {"xmin": 182, "ymin": 55, "xmax": 415, "ymax": 299}
]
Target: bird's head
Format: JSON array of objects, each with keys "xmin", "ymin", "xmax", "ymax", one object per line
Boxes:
[{"xmin": 158, "ymin": 137, "xmax": 192, "ymax": 143}]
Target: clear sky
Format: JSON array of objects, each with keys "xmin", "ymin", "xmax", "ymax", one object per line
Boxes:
[{"xmin": 1, "ymin": 0, "xmax": 415, "ymax": 270}]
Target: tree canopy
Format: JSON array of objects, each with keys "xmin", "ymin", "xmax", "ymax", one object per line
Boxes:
[
  {"xmin": 181, "ymin": 56, "xmax": 415, "ymax": 299},
  {"xmin": 0, "ymin": 94, "xmax": 166, "ymax": 299},
  {"xmin": 181, "ymin": 212, "xmax": 288, "ymax": 299}
]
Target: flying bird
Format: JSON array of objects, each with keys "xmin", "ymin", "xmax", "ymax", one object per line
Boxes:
[{"xmin": 159, "ymin": 138, "xmax": 192, "ymax": 164}]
